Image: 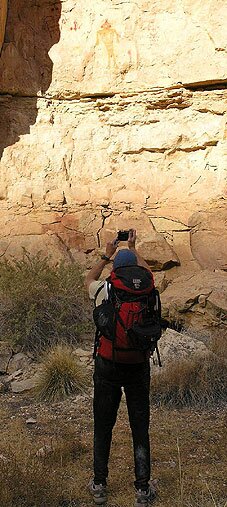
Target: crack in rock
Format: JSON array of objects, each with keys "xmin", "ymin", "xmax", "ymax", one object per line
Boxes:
[{"xmin": 97, "ymin": 210, "xmax": 113, "ymax": 248}]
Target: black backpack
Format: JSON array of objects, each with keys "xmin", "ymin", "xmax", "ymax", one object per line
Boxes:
[{"xmin": 93, "ymin": 265, "xmax": 162, "ymax": 365}]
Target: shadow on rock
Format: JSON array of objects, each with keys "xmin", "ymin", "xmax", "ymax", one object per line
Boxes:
[{"xmin": 0, "ymin": 0, "xmax": 62, "ymax": 159}]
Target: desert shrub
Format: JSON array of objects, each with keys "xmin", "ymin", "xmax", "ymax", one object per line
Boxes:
[
  {"xmin": 151, "ymin": 350, "xmax": 227, "ymax": 407},
  {"xmin": 0, "ymin": 252, "xmax": 92, "ymax": 354},
  {"xmin": 35, "ymin": 344, "xmax": 91, "ymax": 402}
]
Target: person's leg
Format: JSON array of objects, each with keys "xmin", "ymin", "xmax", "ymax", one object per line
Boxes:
[
  {"xmin": 93, "ymin": 357, "xmax": 122, "ymax": 485},
  {"xmin": 124, "ymin": 361, "xmax": 151, "ymax": 491}
]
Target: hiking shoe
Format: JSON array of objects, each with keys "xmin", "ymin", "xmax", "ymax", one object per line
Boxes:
[
  {"xmin": 135, "ymin": 483, "xmax": 157, "ymax": 506},
  {"xmin": 88, "ymin": 479, "xmax": 107, "ymax": 505}
]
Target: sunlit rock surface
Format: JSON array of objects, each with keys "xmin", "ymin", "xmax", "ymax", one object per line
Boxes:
[
  {"xmin": 0, "ymin": 0, "xmax": 226, "ymax": 280},
  {"xmin": 161, "ymin": 270, "xmax": 227, "ymax": 338},
  {"xmin": 0, "ymin": 0, "xmax": 226, "ymax": 96},
  {"xmin": 157, "ymin": 328, "xmax": 211, "ymax": 366}
]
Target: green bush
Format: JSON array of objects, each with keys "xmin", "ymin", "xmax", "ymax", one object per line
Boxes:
[{"xmin": 0, "ymin": 252, "xmax": 92, "ymax": 354}]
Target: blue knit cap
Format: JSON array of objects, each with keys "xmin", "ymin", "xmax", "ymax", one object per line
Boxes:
[{"xmin": 113, "ymin": 249, "xmax": 137, "ymax": 270}]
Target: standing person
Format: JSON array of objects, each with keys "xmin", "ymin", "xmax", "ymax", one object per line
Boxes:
[{"xmin": 86, "ymin": 229, "xmax": 158, "ymax": 507}]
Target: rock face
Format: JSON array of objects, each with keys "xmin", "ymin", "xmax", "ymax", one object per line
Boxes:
[
  {"xmin": 0, "ymin": 0, "xmax": 226, "ymax": 96},
  {"xmin": 0, "ymin": 0, "xmax": 7, "ymax": 53},
  {"xmin": 99, "ymin": 211, "xmax": 180, "ymax": 270},
  {"xmin": 189, "ymin": 206, "xmax": 227, "ymax": 271},
  {"xmin": 0, "ymin": 1, "xmax": 226, "ymax": 277}
]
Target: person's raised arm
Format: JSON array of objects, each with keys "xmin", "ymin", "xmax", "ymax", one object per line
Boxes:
[
  {"xmin": 85, "ymin": 239, "xmax": 119, "ymax": 291},
  {"xmin": 128, "ymin": 229, "xmax": 151, "ymax": 271}
]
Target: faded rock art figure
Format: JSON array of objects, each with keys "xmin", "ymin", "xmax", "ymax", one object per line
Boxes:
[
  {"xmin": 96, "ymin": 20, "xmax": 119, "ymax": 68},
  {"xmin": 0, "ymin": 0, "xmax": 7, "ymax": 53}
]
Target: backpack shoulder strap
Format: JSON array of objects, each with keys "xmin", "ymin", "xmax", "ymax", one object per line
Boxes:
[
  {"xmin": 93, "ymin": 276, "xmax": 113, "ymax": 307},
  {"xmin": 154, "ymin": 288, "xmax": 161, "ymax": 319},
  {"xmin": 94, "ymin": 282, "xmax": 105, "ymax": 307}
]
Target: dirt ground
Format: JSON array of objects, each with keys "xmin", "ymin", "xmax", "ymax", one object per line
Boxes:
[{"xmin": 0, "ymin": 386, "xmax": 226, "ymax": 507}]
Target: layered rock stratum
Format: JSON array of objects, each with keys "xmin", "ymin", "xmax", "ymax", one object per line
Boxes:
[{"xmin": 0, "ymin": 1, "xmax": 226, "ymax": 333}]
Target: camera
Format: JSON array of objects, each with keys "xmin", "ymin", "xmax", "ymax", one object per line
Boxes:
[{"xmin": 117, "ymin": 230, "xmax": 129, "ymax": 241}]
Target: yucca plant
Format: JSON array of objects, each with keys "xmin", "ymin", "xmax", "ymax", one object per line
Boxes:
[{"xmin": 35, "ymin": 345, "xmax": 91, "ymax": 402}]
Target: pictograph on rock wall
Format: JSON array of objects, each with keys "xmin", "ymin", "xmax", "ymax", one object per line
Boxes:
[
  {"xmin": 0, "ymin": 0, "xmax": 226, "ymax": 290},
  {"xmin": 96, "ymin": 20, "xmax": 120, "ymax": 68}
]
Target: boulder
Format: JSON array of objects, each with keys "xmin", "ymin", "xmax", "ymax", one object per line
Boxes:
[
  {"xmin": 0, "ymin": 341, "xmax": 12, "ymax": 374},
  {"xmin": 189, "ymin": 207, "xmax": 227, "ymax": 271},
  {"xmin": 155, "ymin": 328, "xmax": 210, "ymax": 367},
  {"xmin": 7, "ymin": 352, "xmax": 32, "ymax": 375},
  {"xmin": 11, "ymin": 374, "xmax": 39, "ymax": 394},
  {"xmin": 161, "ymin": 270, "xmax": 227, "ymax": 338}
]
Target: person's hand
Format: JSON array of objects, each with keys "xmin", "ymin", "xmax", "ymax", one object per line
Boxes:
[
  {"xmin": 128, "ymin": 229, "xmax": 136, "ymax": 249},
  {"xmin": 105, "ymin": 238, "xmax": 119, "ymax": 259}
]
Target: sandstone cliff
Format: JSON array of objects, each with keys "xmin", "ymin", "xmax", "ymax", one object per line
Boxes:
[
  {"xmin": 0, "ymin": 1, "xmax": 226, "ymax": 328},
  {"xmin": 0, "ymin": 1, "xmax": 7, "ymax": 54}
]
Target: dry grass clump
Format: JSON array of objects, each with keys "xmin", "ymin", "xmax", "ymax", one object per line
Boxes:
[
  {"xmin": 0, "ymin": 252, "xmax": 92, "ymax": 354},
  {"xmin": 0, "ymin": 419, "xmax": 86, "ymax": 507},
  {"xmin": 35, "ymin": 344, "xmax": 91, "ymax": 402},
  {"xmin": 0, "ymin": 449, "xmax": 64, "ymax": 507},
  {"xmin": 151, "ymin": 344, "xmax": 227, "ymax": 407},
  {"xmin": 209, "ymin": 334, "xmax": 227, "ymax": 359}
]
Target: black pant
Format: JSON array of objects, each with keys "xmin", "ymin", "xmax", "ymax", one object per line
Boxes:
[{"xmin": 93, "ymin": 355, "xmax": 151, "ymax": 490}]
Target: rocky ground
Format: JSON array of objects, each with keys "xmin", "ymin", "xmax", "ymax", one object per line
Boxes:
[
  {"xmin": 0, "ymin": 338, "xmax": 227, "ymax": 507},
  {"xmin": 0, "ymin": 327, "xmax": 221, "ymax": 395},
  {"xmin": 0, "ymin": 380, "xmax": 226, "ymax": 507}
]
